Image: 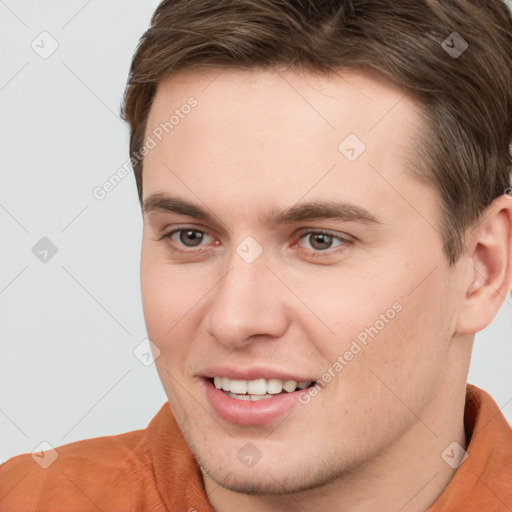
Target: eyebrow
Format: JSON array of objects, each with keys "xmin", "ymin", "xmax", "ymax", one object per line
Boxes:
[{"xmin": 143, "ymin": 193, "xmax": 381, "ymax": 228}]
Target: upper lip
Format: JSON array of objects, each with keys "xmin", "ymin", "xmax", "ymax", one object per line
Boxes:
[{"xmin": 199, "ymin": 366, "xmax": 317, "ymax": 382}]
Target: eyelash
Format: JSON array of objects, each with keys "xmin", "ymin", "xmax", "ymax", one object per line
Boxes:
[{"xmin": 162, "ymin": 228, "xmax": 353, "ymax": 259}]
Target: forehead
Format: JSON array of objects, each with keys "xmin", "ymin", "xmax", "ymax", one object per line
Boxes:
[
  {"xmin": 142, "ymin": 67, "xmax": 427, "ymax": 224},
  {"xmin": 146, "ymin": 67, "xmax": 418, "ymax": 141}
]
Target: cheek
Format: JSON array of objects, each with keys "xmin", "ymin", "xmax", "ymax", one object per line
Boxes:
[
  {"xmin": 140, "ymin": 254, "xmax": 164, "ymax": 338},
  {"xmin": 140, "ymin": 258, "xmax": 191, "ymax": 402},
  {"xmin": 141, "ymin": 243, "xmax": 184, "ymax": 323},
  {"xmin": 140, "ymin": 248, "xmax": 184, "ymax": 345},
  {"xmin": 284, "ymin": 264, "xmax": 404, "ymax": 358},
  {"xmin": 140, "ymin": 247, "xmax": 211, "ymax": 367},
  {"xmin": 350, "ymin": 275, "xmax": 454, "ymax": 411},
  {"xmin": 308, "ymin": 264, "xmax": 453, "ymax": 392}
]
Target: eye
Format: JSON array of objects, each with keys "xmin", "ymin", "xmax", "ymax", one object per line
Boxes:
[
  {"xmin": 295, "ymin": 230, "xmax": 352, "ymax": 255},
  {"xmin": 165, "ymin": 228, "xmax": 215, "ymax": 250},
  {"xmin": 162, "ymin": 227, "xmax": 352, "ymax": 258}
]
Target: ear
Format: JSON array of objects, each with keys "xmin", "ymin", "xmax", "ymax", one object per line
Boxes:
[{"xmin": 456, "ymin": 192, "xmax": 512, "ymax": 335}]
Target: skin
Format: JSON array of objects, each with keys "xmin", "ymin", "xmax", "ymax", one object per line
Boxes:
[{"xmin": 140, "ymin": 68, "xmax": 512, "ymax": 512}]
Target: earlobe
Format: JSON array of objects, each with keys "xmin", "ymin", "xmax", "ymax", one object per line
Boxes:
[{"xmin": 456, "ymin": 194, "xmax": 512, "ymax": 335}]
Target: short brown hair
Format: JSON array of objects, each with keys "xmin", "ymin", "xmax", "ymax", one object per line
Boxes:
[{"xmin": 121, "ymin": 0, "xmax": 512, "ymax": 264}]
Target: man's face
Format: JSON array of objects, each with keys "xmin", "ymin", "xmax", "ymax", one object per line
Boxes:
[{"xmin": 140, "ymin": 68, "xmax": 464, "ymax": 493}]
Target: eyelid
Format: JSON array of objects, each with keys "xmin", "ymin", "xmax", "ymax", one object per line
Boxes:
[
  {"xmin": 293, "ymin": 228, "xmax": 354, "ymax": 243},
  {"xmin": 295, "ymin": 228, "xmax": 355, "ymax": 241}
]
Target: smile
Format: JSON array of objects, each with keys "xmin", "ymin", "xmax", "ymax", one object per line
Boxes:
[
  {"xmin": 213, "ymin": 376, "xmax": 313, "ymax": 400},
  {"xmin": 203, "ymin": 377, "xmax": 315, "ymax": 425}
]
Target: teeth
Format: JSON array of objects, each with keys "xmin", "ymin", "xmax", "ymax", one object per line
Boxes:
[
  {"xmin": 283, "ymin": 380, "xmax": 297, "ymax": 392},
  {"xmin": 227, "ymin": 392, "xmax": 273, "ymax": 401},
  {"xmin": 266, "ymin": 379, "xmax": 283, "ymax": 394},
  {"xmin": 213, "ymin": 376, "xmax": 312, "ymax": 395},
  {"xmin": 230, "ymin": 379, "xmax": 247, "ymax": 394},
  {"xmin": 247, "ymin": 378, "xmax": 266, "ymax": 395}
]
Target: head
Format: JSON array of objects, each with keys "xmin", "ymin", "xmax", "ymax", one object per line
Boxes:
[{"xmin": 122, "ymin": 0, "xmax": 512, "ymax": 496}]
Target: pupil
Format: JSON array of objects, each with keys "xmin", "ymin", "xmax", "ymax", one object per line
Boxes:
[
  {"xmin": 310, "ymin": 233, "xmax": 332, "ymax": 250},
  {"xmin": 181, "ymin": 230, "xmax": 203, "ymax": 247}
]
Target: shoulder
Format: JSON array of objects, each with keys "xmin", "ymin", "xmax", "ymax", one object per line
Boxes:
[{"xmin": 0, "ymin": 426, "xmax": 157, "ymax": 511}]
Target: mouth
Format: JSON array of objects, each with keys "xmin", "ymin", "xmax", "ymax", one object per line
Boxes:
[
  {"xmin": 210, "ymin": 376, "xmax": 315, "ymax": 401},
  {"xmin": 200, "ymin": 369, "xmax": 319, "ymax": 425}
]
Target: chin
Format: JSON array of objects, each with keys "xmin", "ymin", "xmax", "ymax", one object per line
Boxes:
[
  {"xmin": 208, "ymin": 469, "xmax": 316, "ymax": 495},
  {"xmin": 198, "ymin": 453, "xmax": 351, "ymax": 496}
]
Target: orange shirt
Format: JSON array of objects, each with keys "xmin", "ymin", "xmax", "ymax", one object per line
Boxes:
[{"xmin": 1, "ymin": 384, "xmax": 511, "ymax": 511}]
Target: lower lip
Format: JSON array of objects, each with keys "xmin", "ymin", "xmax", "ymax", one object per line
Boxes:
[{"xmin": 203, "ymin": 378, "xmax": 305, "ymax": 426}]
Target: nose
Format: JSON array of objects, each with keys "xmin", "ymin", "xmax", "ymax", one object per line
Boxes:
[{"xmin": 205, "ymin": 255, "xmax": 289, "ymax": 348}]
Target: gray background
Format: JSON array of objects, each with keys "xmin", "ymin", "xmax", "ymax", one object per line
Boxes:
[{"xmin": 1, "ymin": 0, "xmax": 511, "ymax": 464}]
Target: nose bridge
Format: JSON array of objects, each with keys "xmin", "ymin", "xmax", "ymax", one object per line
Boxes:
[{"xmin": 206, "ymin": 250, "xmax": 287, "ymax": 347}]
